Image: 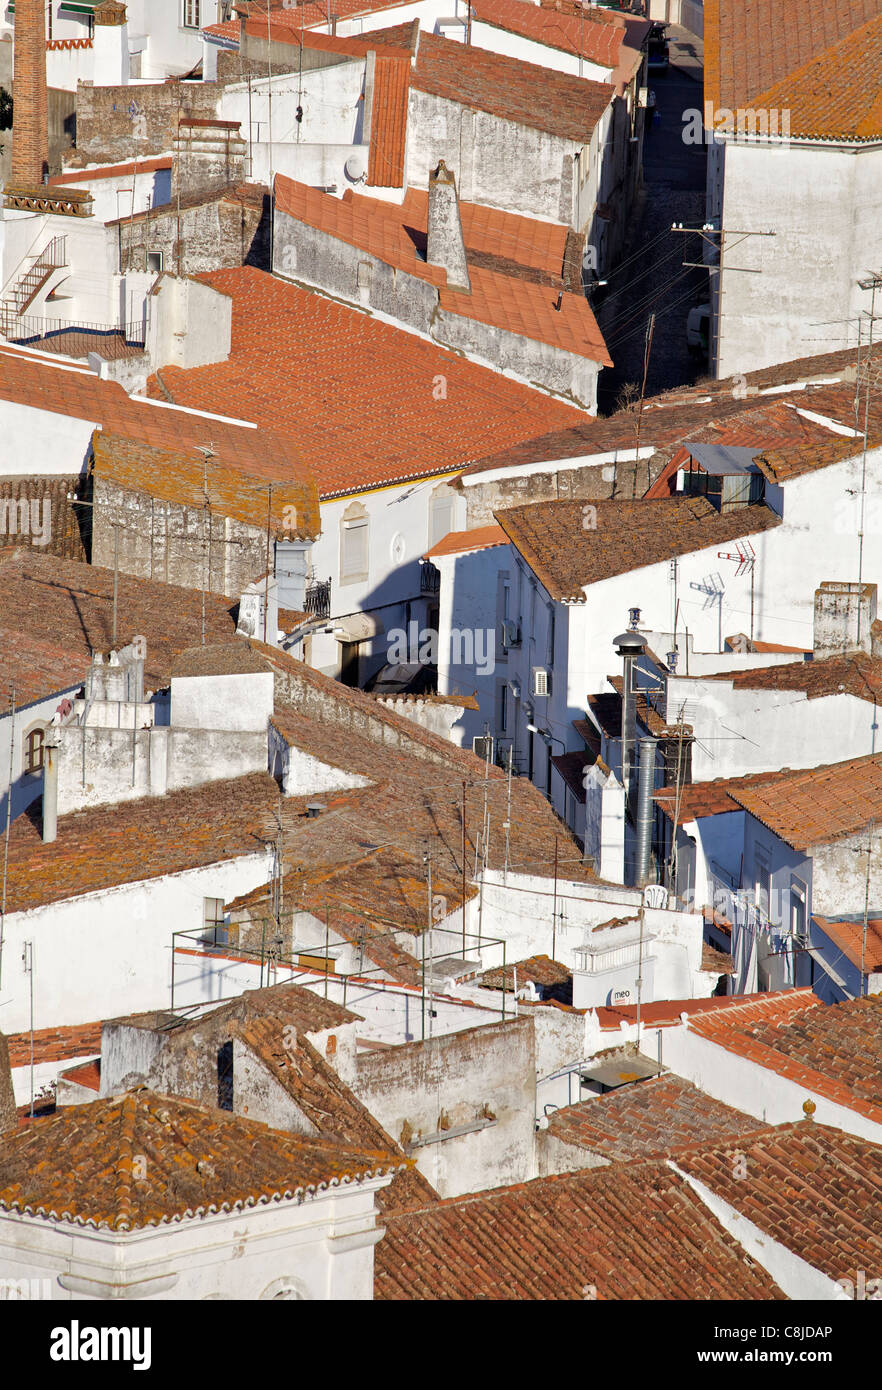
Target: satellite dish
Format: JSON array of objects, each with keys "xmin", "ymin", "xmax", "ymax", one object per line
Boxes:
[{"xmin": 345, "ymin": 152, "xmax": 367, "ymax": 182}]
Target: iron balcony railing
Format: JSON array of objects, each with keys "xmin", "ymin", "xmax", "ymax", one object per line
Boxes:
[
  {"xmin": 0, "ymin": 314, "xmax": 147, "ymax": 358},
  {"xmin": 304, "ymin": 576, "xmax": 331, "ymax": 620},
  {"xmin": 420, "ymin": 561, "xmax": 441, "ymax": 594}
]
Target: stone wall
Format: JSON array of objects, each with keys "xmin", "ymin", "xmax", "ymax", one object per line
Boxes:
[
  {"xmin": 91, "ymin": 475, "xmax": 274, "ymax": 597},
  {"xmin": 119, "ymin": 185, "xmax": 269, "ymax": 276},
  {"xmin": 74, "ymin": 77, "xmax": 222, "ymax": 164},
  {"xmin": 353, "ymin": 1016, "xmax": 536, "ymax": 1195}
]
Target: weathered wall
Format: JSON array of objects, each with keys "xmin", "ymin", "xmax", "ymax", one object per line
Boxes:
[
  {"xmin": 92, "ymin": 477, "xmax": 269, "ymax": 596},
  {"xmin": 119, "ymin": 187, "xmax": 269, "ymax": 276},
  {"xmin": 74, "ymin": 78, "xmax": 223, "ymax": 164},
  {"xmin": 353, "ymin": 1016, "xmax": 536, "ymax": 1195},
  {"xmin": 55, "ymin": 723, "xmax": 268, "ymax": 814},
  {"xmin": 458, "ymin": 451, "xmax": 653, "ymax": 526},
  {"xmin": 407, "ymin": 87, "xmax": 579, "ymax": 225}
]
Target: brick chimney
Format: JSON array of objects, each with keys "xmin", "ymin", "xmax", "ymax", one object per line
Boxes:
[
  {"xmin": 426, "ymin": 160, "xmax": 471, "ymax": 294},
  {"xmin": 8, "ymin": 0, "xmax": 49, "ymax": 190}
]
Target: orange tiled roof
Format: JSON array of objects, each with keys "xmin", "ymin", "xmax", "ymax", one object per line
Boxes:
[
  {"xmin": 375, "ymin": 1160, "xmax": 785, "ymax": 1299},
  {"xmin": 812, "ymin": 915, "xmax": 882, "ymax": 973},
  {"xmin": 146, "ymin": 267, "xmax": 590, "ymax": 499},
  {"xmin": 0, "ymin": 1090, "xmax": 403, "ymax": 1230},
  {"xmin": 702, "ymin": 651, "xmax": 882, "ymax": 705},
  {"xmin": 50, "ymin": 157, "xmax": 172, "ymax": 185},
  {"xmin": 413, "ymin": 31, "xmax": 614, "ymax": 141},
  {"xmin": 727, "ymin": 751, "xmax": 882, "ymax": 850},
  {"xmin": 481, "ymin": 953, "xmax": 571, "ymax": 991},
  {"xmin": 704, "ymin": 0, "xmax": 882, "ymax": 115},
  {"xmin": 675, "ymin": 1121, "xmax": 882, "ymax": 1285},
  {"xmin": 424, "ymin": 524, "xmax": 508, "ymax": 559},
  {"xmin": 0, "ymin": 345, "xmax": 300, "ymax": 482},
  {"xmin": 688, "ymin": 990, "xmax": 882, "ymax": 1124},
  {"xmin": 274, "ymin": 178, "xmax": 609, "ymax": 363},
  {"xmin": 6, "ymin": 1021, "xmax": 103, "ymax": 1069},
  {"xmin": 546, "ymin": 1073, "xmax": 769, "ymax": 1160},
  {"xmin": 366, "ymin": 54, "xmax": 410, "ymax": 187},
  {"xmin": 470, "ymin": 0, "xmax": 624, "ymax": 67},
  {"xmin": 653, "ymin": 760, "xmax": 853, "ymax": 828},
  {"xmin": 92, "ymin": 431, "xmax": 320, "ymax": 540},
  {"xmin": 494, "ymin": 497, "xmax": 781, "ymax": 601},
  {"xmin": 0, "ymin": 549, "xmax": 239, "ymax": 713}
]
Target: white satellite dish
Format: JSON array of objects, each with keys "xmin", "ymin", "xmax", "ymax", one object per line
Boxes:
[{"xmin": 345, "ymin": 152, "xmax": 367, "ymax": 182}]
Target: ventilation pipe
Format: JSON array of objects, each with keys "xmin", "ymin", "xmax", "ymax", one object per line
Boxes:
[
  {"xmin": 41, "ymin": 737, "xmax": 59, "ymax": 844},
  {"xmin": 635, "ymin": 737, "xmax": 657, "ymax": 888},
  {"xmin": 613, "ymin": 624, "xmax": 646, "ymax": 804}
]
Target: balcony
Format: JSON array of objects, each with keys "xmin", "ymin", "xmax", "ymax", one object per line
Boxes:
[
  {"xmin": 304, "ymin": 576, "xmax": 331, "ymax": 621},
  {"xmin": 420, "ymin": 561, "xmax": 441, "ymax": 595}
]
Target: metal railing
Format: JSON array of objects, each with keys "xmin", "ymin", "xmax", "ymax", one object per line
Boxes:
[
  {"xmin": 1, "ymin": 315, "xmax": 147, "ymax": 358},
  {"xmin": 420, "ymin": 561, "xmax": 441, "ymax": 594},
  {"xmin": 1, "ymin": 234, "xmax": 67, "ymax": 319},
  {"xmin": 304, "ymin": 576, "xmax": 331, "ymax": 620}
]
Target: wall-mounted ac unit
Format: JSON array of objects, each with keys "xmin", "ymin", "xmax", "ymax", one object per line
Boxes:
[
  {"xmin": 501, "ymin": 619, "xmax": 521, "ymax": 649},
  {"xmin": 531, "ymin": 667, "xmax": 551, "ymax": 698},
  {"xmin": 473, "ymin": 735, "xmax": 494, "ymax": 763}
]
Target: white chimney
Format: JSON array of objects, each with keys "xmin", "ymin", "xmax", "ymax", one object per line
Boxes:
[{"xmin": 427, "ymin": 161, "xmax": 471, "ymax": 294}]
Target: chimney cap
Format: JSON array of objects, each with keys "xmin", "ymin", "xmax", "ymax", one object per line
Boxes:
[
  {"xmin": 430, "ymin": 160, "xmax": 456, "ymax": 185},
  {"xmin": 614, "ymin": 630, "xmax": 646, "ymax": 656}
]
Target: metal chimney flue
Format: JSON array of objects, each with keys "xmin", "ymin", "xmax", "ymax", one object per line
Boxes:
[{"xmin": 635, "ymin": 737, "xmax": 657, "ymax": 887}]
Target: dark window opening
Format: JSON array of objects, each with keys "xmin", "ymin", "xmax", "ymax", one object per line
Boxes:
[{"xmin": 217, "ymin": 1040, "xmax": 233, "ymax": 1111}]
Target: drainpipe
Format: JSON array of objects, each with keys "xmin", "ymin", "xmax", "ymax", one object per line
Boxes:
[
  {"xmin": 42, "ymin": 736, "xmax": 60, "ymax": 844},
  {"xmin": 635, "ymin": 737, "xmax": 657, "ymax": 887}
]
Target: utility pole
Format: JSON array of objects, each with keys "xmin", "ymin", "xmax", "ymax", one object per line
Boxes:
[
  {"xmin": 633, "ymin": 311, "xmax": 655, "ymax": 465},
  {"xmin": 673, "ymin": 223, "xmax": 776, "ymax": 371},
  {"xmin": 856, "ymin": 272, "xmax": 881, "ymax": 644},
  {"xmin": 461, "ymin": 780, "xmax": 467, "ymax": 958},
  {"xmin": 552, "ymin": 836, "xmax": 558, "ymax": 960}
]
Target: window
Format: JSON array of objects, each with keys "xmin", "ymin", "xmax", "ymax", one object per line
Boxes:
[
  {"xmin": 428, "ymin": 489, "xmax": 455, "ymax": 549},
  {"xmin": 497, "ymin": 681, "xmax": 509, "ymax": 735},
  {"xmin": 146, "ymin": 250, "xmax": 163, "ymax": 274},
  {"xmin": 754, "ymin": 848, "xmax": 770, "ymax": 919},
  {"xmin": 182, "ymin": 0, "xmax": 201, "ymax": 27},
  {"xmin": 340, "ymin": 502, "xmax": 369, "ymax": 584},
  {"xmin": 217, "ymin": 1040, "xmax": 233, "ymax": 1111},
  {"xmin": 790, "ymin": 876, "xmax": 807, "ymax": 938},
  {"xmin": 202, "ymin": 896, "xmax": 226, "ymax": 947},
  {"xmin": 23, "ymin": 725, "xmax": 45, "ymax": 776}
]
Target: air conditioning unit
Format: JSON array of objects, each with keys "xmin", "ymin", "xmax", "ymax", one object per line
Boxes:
[
  {"xmin": 501, "ymin": 619, "xmax": 521, "ymax": 649},
  {"xmin": 473, "ymin": 735, "xmax": 495, "ymax": 763},
  {"xmin": 531, "ymin": 667, "xmax": 551, "ymax": 698}
]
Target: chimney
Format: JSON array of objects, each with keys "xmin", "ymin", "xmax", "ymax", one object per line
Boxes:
[
  {"xmin": 0, "ymin": 1032, "xmax": 16, "ymax": 1134},
  {"xmin": 41, "ymin": 735, "xmax": 59, "ymax": 843},
  {"xmin": 813, "ymin": 581, "xmax": 877, "ymax": 659},
  {"xmin": 427, "ymin": 161, "xmax": 471, "ymax": 294},
  {"xmin": 92, "ymin": 0, "xmax": 130, "ymax": 87},
  {"xmin": 7, "ymin": 0, "xmax": 49, "ymax": 191}
]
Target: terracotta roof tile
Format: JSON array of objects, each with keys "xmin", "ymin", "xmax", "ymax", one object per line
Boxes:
[
  {"xmin": 704, "ymin": 0, "xmax": 882, "ymax": 116},
  {"xmin": 481, "ymin": 954, "xmax": 571, "ymax": 991},
  {"xmin": 146, "ymin": 267, "xmax": 589, "ymax": 499},
  {"xmin": 6, "ymin": 1021, "xmax": 103, "ymax": 1069},
  {"xmin": 92, "ymin": 431, "xmax": 320, "ymax": 540},
  {"xmin": 413, "ymin": 31, "xmax": 614, "ymax": 142},
  {"xmin": 813, "ymin": 915, "xmax": 882, "ymax": 973},
  {"xmin": 171, "ymin": 642, "xmax": 273, "ymax": 679},
  {"xmin": 0, "ymin": 549, "xmax": 238, "ymax": 713},
  {"xmin": 0, "ymin": 1090, "xmax": 403, "ymax": 1230},
  {"xmin": 729, "ymin": 751, "xmax": 882, "ymax": 850},
  {"xmin": 494, "ymin": 497, "xmax": 781, "ymax": 601},
  {"xmin": 470, "ymin": 0, "xmax": 625, "ymax": 67},
  {"xmin": 546, "ymin": 1074, "xmax": 769, "ymax": 1159},
  {"xmin": 50, "ymin": 157, "xmax": 172, "ymax": 185},
  {"xmin": 688, "ymin": 990, "xmax": 882, "ymax": 1124},
  {"xmin": 424, "ymin": 523, "xmax": 508, "ymax": 558},
  {"xmin": 375, "ymin": 1159, "xmax": 785, "ymax": 1299},
  {"xmin": 274, "ymin": 178, "xmax": 610, "ymax": 363},
  {"xmin": 366, "ymin": 54, "xmax": 410, "ymax": 187},
  {"xmin": 675, "ymin": 1121, "xmax": 882, "ymax": 1282},
  {"xmin": 702, "ymin": 651, "xmax": 882, "ymax": 705}
]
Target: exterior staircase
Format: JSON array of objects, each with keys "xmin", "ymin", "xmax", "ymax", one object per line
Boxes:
[{"xmin": 0, "ymin": 235, "xmax": 67, "ymax": 335}]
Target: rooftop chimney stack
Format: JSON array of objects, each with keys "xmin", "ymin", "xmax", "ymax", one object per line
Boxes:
[
  {"xmin": 813, "ymin": 581, "xmax": 877, "ymax": 659},
  {"xmin": 7, "ymin": 0, "xmax": 49, "ymax": 192},
  {"xmin": 41, "ymin": 735, "xmax": 59, "ymax": 844},
  {"xmin": 427, "ymin": 160, "xmax": 471, "ymax": 294}
]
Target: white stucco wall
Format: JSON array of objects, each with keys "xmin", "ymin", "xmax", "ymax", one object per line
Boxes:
[{"xmin": 714, "ymin": 138, "xmax": 882, "ymax": 378}]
